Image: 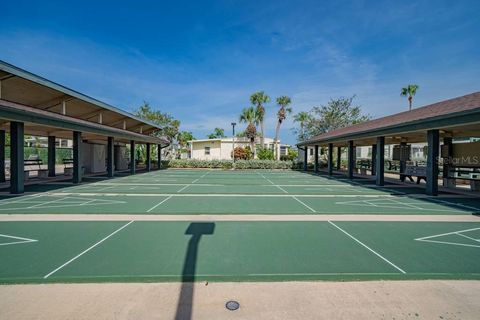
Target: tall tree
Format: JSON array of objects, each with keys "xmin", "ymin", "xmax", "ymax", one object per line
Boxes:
[
  {"xmin": 206, "ymin": 127, "xmax": 226, "ymax": 139},
  {"xmin": 134, "ymin": 102, "xmax": 180, "ymax": 142},
  {"xmin": 239, "ymin": 106, "xmax": 258, "ymax": 156},
  {"xmin": 177, "ymin": 131, "xmax": 195, "ymax": 152},
  {"xmin": 401, "ymin": 84, "xmax": 419, "ymax": 111},
  {"xmin": 293, "ymin": 111, "xmax": 312, "ymax": 142},
  {"xmin": 134, "ymin": 102, "xmax": 181, "ymax": 159},
  {"xmin": 305, "ymin": 96, "xmax": 370, "ymax": 138},
  {"xmin": 250, "ymin": 91, "xmax": 270, "ymax": 147},
  {"xmin": 274, "ymin": 96, "xmax": 292, "ymax": 160}
]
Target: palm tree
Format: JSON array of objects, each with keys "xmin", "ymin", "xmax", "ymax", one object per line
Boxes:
[
  {"xmin": 207, "ymin": 127, "xmax": 226, "ymax": 139},
  {"xmin": 274, "ymin": 96, "xmax": 292, "ymax": 160},
  {"xmin": 239, "ymin": 106, "xmax": 258, "ymax": 157},
  {"xmin": 293, "ymin": 111, "xmax": 311, "ymax": 142},
  {"xmin": 401, "ymin": 84, "xmax": 419, "ymax": 111},
  {"xmin": 250, "ymin": 91, "xmax": 270, "ymax": 147}
]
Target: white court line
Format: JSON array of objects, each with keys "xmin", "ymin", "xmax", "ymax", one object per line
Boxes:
[
  {"xmin": 456, "ymin": 233, "xmax": 480, "ymax": 243},
  {"xmin": 44, "ymin": 220, "xmax": 134, "ymax": 279},
  {"xmin": 427, "ymin": 198, "xmax": 480, "ymax": 212},
  {"xmin": 0, "ymin": 233, "xmax": 38, "ymax": 246},
  {"xmin": 146, "ymin": 196, "xmax": 173, "ymax": 213},
  {"xmin": 388, "ymin": 198, "xmax": 424, "ymax": 211},
  {"xmin": 415, "ymin": 239, "xmax": 480, "ymax": 249},
  {"xmin": 0, "ymin": 194, "xmax": 44, "ymax": 206},
  {"xmin": 258, "ymin": 172, "xmax": 276, "ymax": 186},
  {"xmin": 177, "ymin": 185, "xmax": 190, "ymax": 193},
  {"xmin": 258, "ymin": 172, "xmax": 287, "ymax": 193},
  {"xmin": 292, "ymin": 196, "xmax": 316, "ymax": 213},
  {"xmin": 190, "ymin": 170, "xmax": 211, "ymax": 184},
  {"xmin": 27, "ymin": 196, "xmax": 66, "ymax": 209},
  {"xmin": 328, "ymin": 221, "xmax": 406, "ymax": 274},
  {"xmin": 415, "ymin": 227, "xmax": 480, "ymax": 241},
  {"xmin": 84, "ymin": 183, "xmax": 223, "ymax": 187},
  {"xmin": 49, "ymin": 192, "xmax": 400, "ymax": 198}
]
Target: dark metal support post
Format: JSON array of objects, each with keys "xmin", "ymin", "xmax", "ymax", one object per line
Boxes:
[
  {"xmin": 48, "ymin": 136, "xmax": 56, "ymax": 177},
  {"xmin": 314, "ymin": 145, "xmax": 319, "ymax": 172},
  {"xmin": 371, "ymin": 144, "xmax": 377, "ymax": 176},
  {"xmin": 130, "ymin": 140, "xmax": 136, "ymax": 175},
  {"xmin": 376, "ymin": 137, "xmax": 385, "ymax": 186},
  {"xmin": 146, "ymin": 143, "xmax": 151, "ymax": 172},
  {"xmin": 107, "ymin": 137, "xmax": 114, "ymax": 178},
  {"xmin": 303, "ymin": 147, "xmax": 308, "ymax": 171},
  {"xmin": 347, "ymin": 140, "xmax": 354, "ymax": 179},
  {"xmin": 73, "ymin": 131, "xmax": 82, "ymax": 184},
  {"xmin": 442, "ymin": 137, "xmax": 453, "ymax": 187},
  {"xmin": 0, "ymin": 130, "xmax": 5, "ymax": 183},
  {"xmin": 328, "ymin": 143, "xmax": 333, "ymax": 176},
  {"xmin": 399, "ymin": 141, "xmax": 407, "ymax": 181},
  {"xmin": 426, "ymin": 129, "xmax": 439, "ymax": 196},
  {"xmin": 336, "ymin": 146, "xmax": 341, "ymax": 170},
  {"xmin": 10, "ymin": 122, "xmax": 24, "ymax": 194},
  {"xmin": 157, "ymin": 144, "xmax": 162, "ymax": 170}
]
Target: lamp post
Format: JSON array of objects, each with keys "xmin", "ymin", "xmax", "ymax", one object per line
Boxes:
[{"xmin": 231, "ymin": 122, "xmax": 236, "ymax": 162}]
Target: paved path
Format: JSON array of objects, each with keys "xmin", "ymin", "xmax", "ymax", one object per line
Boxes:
[{"xmin": 1, "ymin": 281, "xmax": 479, "ymax": 319}]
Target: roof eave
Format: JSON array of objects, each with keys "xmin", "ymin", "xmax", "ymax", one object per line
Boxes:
[{"xmin": 0, "ymin": 60, "xmax": 164, "ymax": 131}]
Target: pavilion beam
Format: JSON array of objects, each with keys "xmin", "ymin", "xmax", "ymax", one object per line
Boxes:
[
  {"xmin": 107, "ymin": 137, "xmax": 114, "ymax": 178},
  {"xmin": 106, "ymin": 117, "xmax": 129, "ymax": 128},
  {"xmin": 426, "ymin": 129, "xmax": 439, "ymax": 196},
  {"xmin": 72, "ymin": 131, "xmax": 82, "ymax": 184},
  {"xmin": 48, "ymin": 136, "xmax": 56, "ymax": 177},
  {"xmin": 130, "ymin": 140, "xmax": 136, "ymax": 175},
  {"xmin": 347, "ymin": 141, "xmax": 354, "ymax": 179},
  {"xmin": 146, "ymin": 143, "xmax": 151, "ymax": 172},
  {"xmin": 376, "ymin": 137, "xmax": 385, "ymax": 186},
  {"xmin": 371, "ymin": 144, "xmax": 377, "ymax": 176},
  {"xmin": 336, "ymin": 147, "xmax": 341, "ymax": 170},
  {"xmin": 328, "ymin": 143, "xmax": 333, "ymax": 176},
  {"xmin": 314, "ymin": 145, "xmax": 319, "ymax": 173},
  {"xmin": 34, "ymin": 95, "xmax": 71, "ymax": 110},
  {"xmin": 10, "ymin": 121, "xmax": 24, "ymax": 194}
]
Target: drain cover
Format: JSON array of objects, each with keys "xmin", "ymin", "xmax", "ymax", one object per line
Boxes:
[{"xmin": 225, "ymin": 300, "xmax": 240, "ymax": 311}]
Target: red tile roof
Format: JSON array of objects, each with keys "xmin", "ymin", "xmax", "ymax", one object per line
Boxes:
[{"xmin": 300, "ymin": 92, "xmax": 480, "ymax": 145}]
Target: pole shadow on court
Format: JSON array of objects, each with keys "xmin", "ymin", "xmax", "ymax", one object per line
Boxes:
[{"xmin": 174, "ymin": 222, "xmax": 215, "ymax": 320}]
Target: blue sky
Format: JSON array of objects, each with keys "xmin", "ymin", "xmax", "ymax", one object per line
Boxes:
[{"xmin": 1, "ymin": 0, "xmax": 479, "ymax": 145}]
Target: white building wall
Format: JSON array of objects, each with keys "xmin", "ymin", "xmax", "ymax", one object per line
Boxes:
[
  {"xmin": 191, "ymin": 140, "xmax": 222, "ymax": 160},
  {"xmin": 189, "ymin": 137, "xmax": 286, "ymax": 160}
]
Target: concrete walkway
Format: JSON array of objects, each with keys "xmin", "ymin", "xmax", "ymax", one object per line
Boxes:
[{"xmin": 1, "ymin": 281, "xmax": 479, "ymax": 319}]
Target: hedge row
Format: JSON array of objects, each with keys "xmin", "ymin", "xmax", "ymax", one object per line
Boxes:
[{"xmin": 161, "ymin": 159, "xmax": 296, "ymax": 170}]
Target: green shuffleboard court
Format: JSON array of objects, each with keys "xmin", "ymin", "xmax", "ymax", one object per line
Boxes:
[
  {"xmin": 1, "ymin": 220, "xmax": 479, "ymax": 283},
  {"xmin": 0, "ymin": 169, "xmax": 479, "ymax": 215},
  {"xmin": 1, "ymin": 169, "xmax": 480, "ymax": 284}
]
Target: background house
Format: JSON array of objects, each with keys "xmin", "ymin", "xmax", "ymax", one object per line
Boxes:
[{"xmin": 188, "ymin": 137, "xmax": 291, "ymax": 160}]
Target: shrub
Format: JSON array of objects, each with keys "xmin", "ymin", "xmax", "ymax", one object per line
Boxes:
[
  {"xmin": 160, "ymin": 159, "xmax": 295, "ymax": 170},
  {"xmin": 280, "ymin": 149, "xmax": 298, "ymax": 161},
  {"xmin": 234, "ymin": 160, "xmax": 293, "ymax": 170},
  {"xmin": 256, "ymin": 147, "xmax": 275, "ymax": 160},
  {"xmin": 232, "ymin": 146, "xmax": 252, "ymax": 160}
]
